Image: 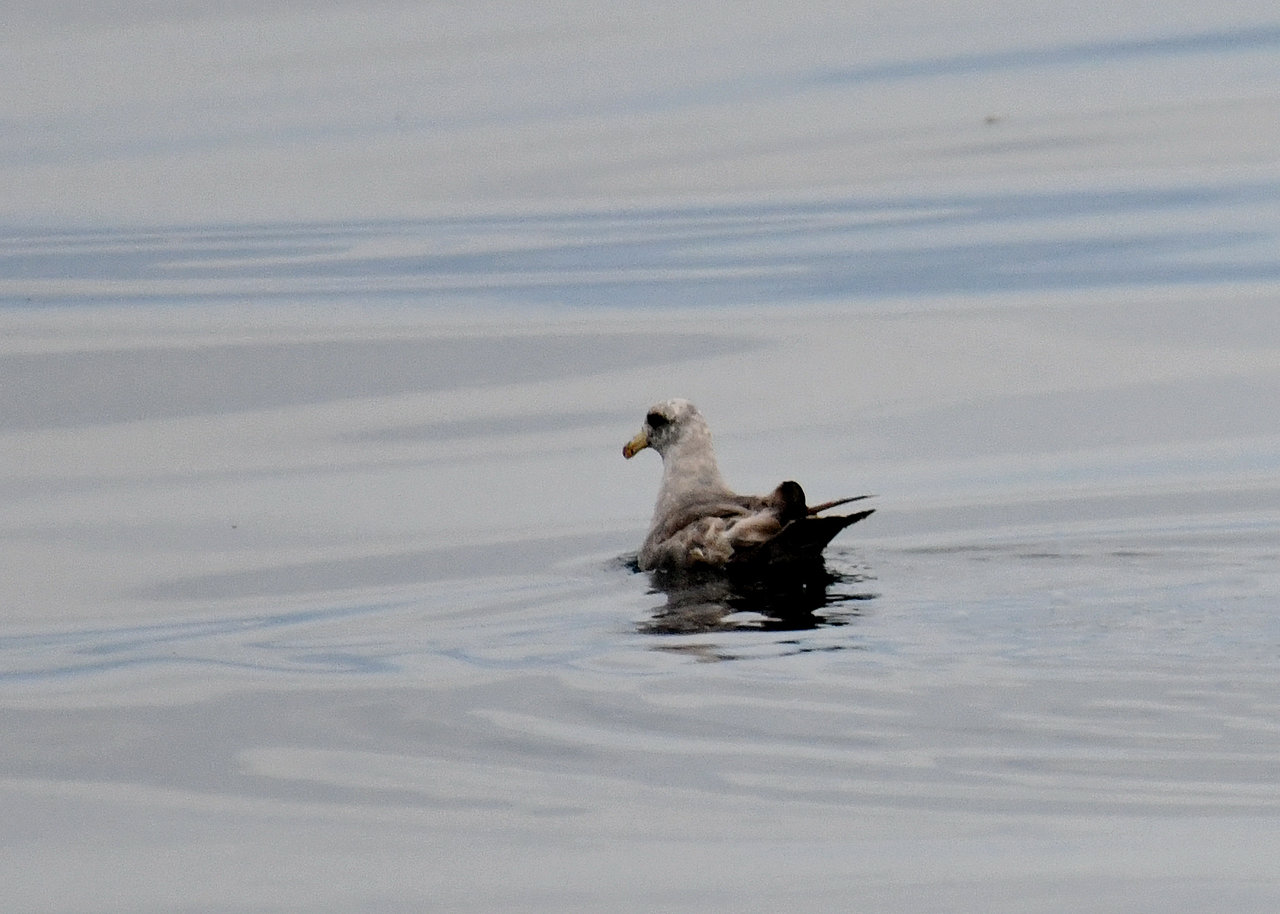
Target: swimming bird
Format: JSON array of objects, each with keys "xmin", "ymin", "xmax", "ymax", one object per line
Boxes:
[{"xmin": 622, "ymin": 399, "xmax": 873, "ymax": 572}]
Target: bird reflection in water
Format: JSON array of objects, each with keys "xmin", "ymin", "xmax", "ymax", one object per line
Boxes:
[{"xmin": 635, "ymin": 557, "xmax": 876, "ymax": 635}]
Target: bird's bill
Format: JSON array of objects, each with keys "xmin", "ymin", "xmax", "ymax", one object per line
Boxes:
[{"xmin": 622, "ymin": 430, "xmax": 648, "ymax": 459}]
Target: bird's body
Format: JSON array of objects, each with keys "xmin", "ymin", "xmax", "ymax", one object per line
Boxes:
[{"xmin": 623, "ymin": 399, "xmax": 873, "ymax": 572}]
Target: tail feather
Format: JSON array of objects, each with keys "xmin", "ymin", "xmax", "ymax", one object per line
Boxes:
[
  {"xmin": 807, "ymin": 494, "xmax": 874, "ymax": 516},
  {"xmin": 742, "ymin": 508, "xmax": 875, "ymax": 568}
]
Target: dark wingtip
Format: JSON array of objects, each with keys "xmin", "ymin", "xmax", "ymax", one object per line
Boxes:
[
  {"xmin": 836, "ymin": 508, "xmax": 875, "ymax": 529},
  {"xmin": 735, "ymin": 507, "xmax": 875, "ymax": 570},
  {"xmin": 807, "ymin": 494, "xmax": 875, "ymax": 516}
]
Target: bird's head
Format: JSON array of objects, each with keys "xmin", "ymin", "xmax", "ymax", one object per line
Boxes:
[{"xmin": 622, "ymin": 398, "xmax": 703, "ymax": 459}]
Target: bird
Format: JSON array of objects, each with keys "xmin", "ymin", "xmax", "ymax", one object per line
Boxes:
[{"xmin": 622, "ymin": 398, "xmax": 873, "ymax": 573}]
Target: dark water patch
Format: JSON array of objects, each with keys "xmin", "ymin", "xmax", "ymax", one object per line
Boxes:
[
  {"xmin": 342, "ymin": 407, "xmax": 631, "ymax": 444},
  {"xmin": 809, "ymin": 24, "xmax": 1280, "ymax": 86},
  {"xmin": 0, "ymin": 332, "xmax": 756, "ymax": 429},
  {"xmin": 5, "ymin": 179, "xmax": 1279, "ymax": 308},
  {"xmin": 636, "ymin": 558, "xmax": 878, "ymax": 637},
  {"xmin": 0, "ymin": 601, "xmax": 407, "ymax": 683},
  {"xmin": 136, "ymin": 532, "xmax": 636, "ymax": 601}
]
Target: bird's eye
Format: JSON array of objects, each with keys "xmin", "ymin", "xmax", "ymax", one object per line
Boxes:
[{"xmin": 646, "ymin": 411, "xmax": 669, "ymax": 430}]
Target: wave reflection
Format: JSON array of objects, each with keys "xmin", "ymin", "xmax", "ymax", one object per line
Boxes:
[{"xmin": 636, "ymin": 557, "xmax": 877, "ymax": 636}]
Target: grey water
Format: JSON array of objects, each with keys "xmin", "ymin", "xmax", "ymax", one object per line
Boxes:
[{"xmin": 4, "ymin": 3, "xmax": 1280, "ymax": 912}]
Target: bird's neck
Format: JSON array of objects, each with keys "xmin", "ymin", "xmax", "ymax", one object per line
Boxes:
[{"xmin": 656, "ymin": 429, "xmax": 731, "ymax": 508}]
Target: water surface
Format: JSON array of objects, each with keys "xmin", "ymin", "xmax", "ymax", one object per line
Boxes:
[{"xmin": 3, "ymin": 2, "xmax": 1280, "ymax": 912}]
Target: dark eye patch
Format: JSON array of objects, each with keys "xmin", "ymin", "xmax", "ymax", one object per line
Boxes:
[{"xmin": 646, "ymin": 411, "xmax": 669, "ymax": 429}]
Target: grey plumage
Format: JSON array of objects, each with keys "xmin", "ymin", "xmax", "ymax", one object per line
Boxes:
[{"xmin": 622, "ymin": 399, "xmax": 873, "ymax": 572}]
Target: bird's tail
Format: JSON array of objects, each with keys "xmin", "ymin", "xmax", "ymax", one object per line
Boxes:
[
  {"xmin": 807, "ymin": 494, "xmax": 874, "ymax": 516},
  {"xmin": 750, "ymin": 508, "xmax": 875, "ymax": 568}
]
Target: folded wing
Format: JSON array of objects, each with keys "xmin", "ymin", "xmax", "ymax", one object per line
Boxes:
[{"xmin": 642, "ymin": 480, "xmax": 873, "ymax": 571}]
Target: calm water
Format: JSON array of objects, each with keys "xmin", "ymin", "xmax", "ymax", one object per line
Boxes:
[{"xmin": 4, "ymin": 3, "xmax": 1280, "ymax": 912}]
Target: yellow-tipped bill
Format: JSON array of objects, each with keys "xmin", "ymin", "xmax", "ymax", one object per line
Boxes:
[{"xmin": 622, "ymin": 430, "xmax": 648, "ymax": 459}]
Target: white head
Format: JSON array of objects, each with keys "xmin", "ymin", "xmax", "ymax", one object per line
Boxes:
[
  {"xmin": 624, "ymin": 398, "xmax": 734, "ymax": 548},
  {"xmin": 622, "ymin": 398, "xmax": 706, "ymax": 459}
]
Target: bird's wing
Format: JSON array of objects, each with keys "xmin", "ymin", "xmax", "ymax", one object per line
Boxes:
[
  {"xmin": 643, "ymin": 494, "xmax": 782, "ymax": 569},
  {"xmin": 733, "ymin": 508, "xmax": 876, "ymax": 569},
  {"xmin": 807, "ymin": 494, "xmax": 874, "ymax": 516},
  {"xmin": 643, "ymin": 486, "xmax": 875, "ymax": 571},
  {"xmin": 649, "ymin": 495, "xmax": 762, "ymax": 543}
]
